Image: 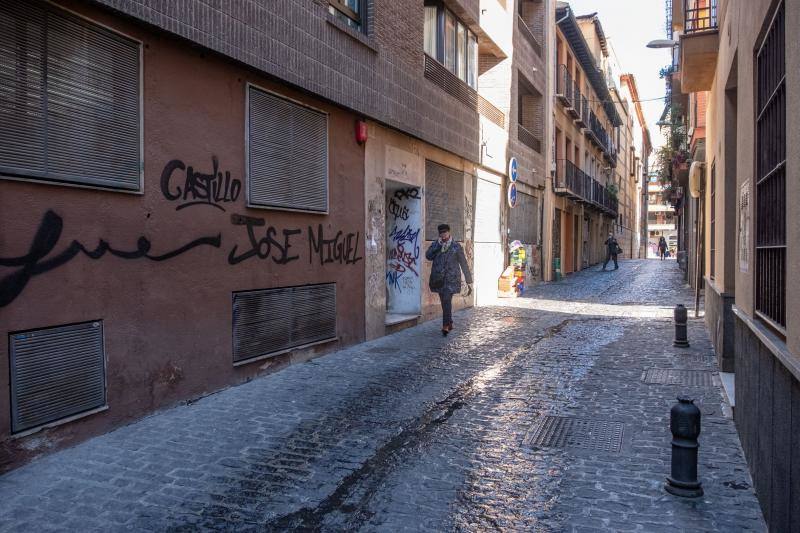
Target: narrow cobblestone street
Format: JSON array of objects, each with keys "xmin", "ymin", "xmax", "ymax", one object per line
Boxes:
[{"xmin": 0, "ymin": 259, "xmax": 765, "ymax": 532}]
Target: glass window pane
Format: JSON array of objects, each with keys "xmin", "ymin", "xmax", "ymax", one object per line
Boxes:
[
  {"xmin": 345, "ymin": 0, "xmax": 360, "ymax": 15},
  {"xmin": 468, "ymin": 33, "xmax": 478, "ymax": 88},
  {"xmin": 424, "ymin": 6, "xmax": 438, "ymax": 57},
  {"xmin": 445, "ymin": 11, "xmax": 456, "ymax": 73},
  {"xmin": 457, "ymin": 23, "xmax": 466, "ymax": 81}
]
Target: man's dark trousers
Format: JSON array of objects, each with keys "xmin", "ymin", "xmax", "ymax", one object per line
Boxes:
[
  {"xmin": 603, "ymin": 253, "xmax": 618, "ymax": 270},
  {"xmin": 439, "ymin": 292, "xmax": 454, "ymax": 326}
]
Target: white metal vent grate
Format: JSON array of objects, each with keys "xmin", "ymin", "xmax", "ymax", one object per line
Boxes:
[
  {"xmin": 10, "ymin": 321, "xmax": 106, "ymax": 434},
  {"xmin": 232, "ymin": 283, "xmax": 337, "ymax": 363}
]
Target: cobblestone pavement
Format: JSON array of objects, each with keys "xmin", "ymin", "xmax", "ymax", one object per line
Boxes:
[{"xmin": 0, "ymin": 260, "xmax": 765, "ymax": 532}]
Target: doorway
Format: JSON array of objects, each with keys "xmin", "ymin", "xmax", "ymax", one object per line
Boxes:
[
  {"xmin": 473, "ymin": 175, "xmax": 502, "ymax": 305},
  {"xmin": 385, "ymin": 181, "xmax": 422, "ymax": 321}
]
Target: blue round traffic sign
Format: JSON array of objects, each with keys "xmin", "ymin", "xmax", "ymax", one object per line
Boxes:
[
  {"xmin": 507, "ymin": 183, "xmax": 518, "ymax": 208},
  {"xmin": 508, "ymin": 157, "xmax": 518, "ymax": 182}
]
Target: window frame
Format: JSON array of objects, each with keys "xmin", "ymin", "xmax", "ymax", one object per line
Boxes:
[
  {"xmin": 328, "ymin": 0, "xmax": 367, "ymax": 32},
  {"xmin": 753, "ymin": 0, "xmax": 786, "ymax": 333},
  {"xmin": 245, "ymin": 83, "xmax": 330, "ymax": 215},
  {"xmin": 0, "ymin": 1, "xmax": 144, "ymax": 194},
  {"xmin": 423, "ymin": 2, "xmax": 478, "ymax": 89},
  {"xmin": 710, "ymin": 161, "xmax": 716, "ymax": 280}
]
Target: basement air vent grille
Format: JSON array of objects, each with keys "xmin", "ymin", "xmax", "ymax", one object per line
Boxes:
[
  {"xmin": 10, "ymin": 321, "xmax": 106, "ymax": 434},
  {"xmin": 233, "ymin": 283, "xmax": 337, "ymax": 363}
]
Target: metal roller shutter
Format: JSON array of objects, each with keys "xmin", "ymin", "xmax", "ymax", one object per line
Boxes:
[
  {"xmin": 424, "ymin": 160, "xmax": 464, "ymax": 241},
  {"xmin": 509, "ymin": 190, "xmax": 538, "ymax": 244},
  {"xmin": 0, "ymin": 0, "xmax": 141, "ymax": 190},
  {"xmin": 247, "ymin": 86, "xmax": 329, "ymax": 212},
  {"xmin": 10, "ymin": 321, "xmax": 106, "ymax": 434},
  {"xmin": 232, "ymin": 283, "xmax": 337, "ymax": 363}
]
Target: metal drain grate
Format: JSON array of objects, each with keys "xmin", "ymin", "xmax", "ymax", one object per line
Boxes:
[
  {"xmin": 642, "ymin": 368, "xmax": 714, "ymax": 386},
  {"xmin": 526, "ymin": 416, "xmax": 624, "ymax": 453},
  {"xmin": 672, "ymin": 354, "xmax": 716, "ymax": 365}
]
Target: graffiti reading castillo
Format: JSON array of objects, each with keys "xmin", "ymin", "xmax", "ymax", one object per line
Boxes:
[{"xmin": 160, "ymin": 156, "xmax": 241, "ymax": 212}]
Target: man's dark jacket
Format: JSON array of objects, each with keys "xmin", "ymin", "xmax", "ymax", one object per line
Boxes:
[
  {"xmin": 426, "ymin": 240, "xmax": 472, "ymax": 294},
  {"xmin": 605, "ymin": 237, "xmax": 620, "ymax": 256}
]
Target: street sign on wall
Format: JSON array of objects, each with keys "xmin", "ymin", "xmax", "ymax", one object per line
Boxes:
[
  {"xmin": 507, "ymin": 182, "xmax": 517, "ymax": 208},
  {"xmin": 508, "ymin": 157, "xmax": 518, "ymax": 182}
]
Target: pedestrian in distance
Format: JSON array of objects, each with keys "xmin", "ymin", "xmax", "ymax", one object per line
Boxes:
[
  {"xmin": 426, "ymin": 224, "xmax": 472, "ymax": 337},
  {"xmin": 602, "ymin": 232, "xmax": 620, "ymax": 271},
  {"xmin": 658, "ymin": 236, "xmax": 668, "ymax": 261}
]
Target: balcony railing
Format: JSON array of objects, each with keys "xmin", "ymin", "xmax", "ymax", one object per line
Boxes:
[
  {"xmin": 556, "ymin": 64, "xmax": 574, "ymax": 108},
  {"xmin": 518, "ymin": 124, "xmax": 542, "ymax": 153},
  {"xmin": 517, "ymin": 16, "xmax": 543, "ymax": 57},
  {"xmin": 685, "ymin": 0, "xmax": 717, "ymax": 34},
  {"xmin": 584, "ymin": 111, "xmax": 618, "ymax": 165},
  {"xmin": 568, "ymin": 82, "xmax": 581, "ymax": 119},
  {"xmin": 576, "ymin": 95, "xmax": 588, "ymax": 127},
  {"xmin": 554, "ymin": 159, "xmax": 618, "ymax": 217}
]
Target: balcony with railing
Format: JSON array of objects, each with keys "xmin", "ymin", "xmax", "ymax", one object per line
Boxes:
[
  {"xmin": 679, "ymin": 0, "xmax": 719, "ymax": 92},
  {"xmin": 554, "ymin": 160, "xmax": 619, "ymax": 217},
  {"xmin": 555, "ymin": 64, "xmax": 575, "ymax": 109},
  {"xmin": 575, "ymin": 94, "xmax": 588, "ymax": 127},
  {"xmin": 518, "ymin": 124, "xmax": 542, "ymax": 153},
  {"xmin": 568, "ymin": 82, "xmax": 581, "ymax": 119}
]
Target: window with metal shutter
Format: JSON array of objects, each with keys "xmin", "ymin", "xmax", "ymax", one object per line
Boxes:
[
  {"xmin": 509, "ymin": 191, "xmax": 538, "ymax": 244},
  {"xmin": 9, "ymin": 321, "xmax": 106, "ymax": 434},
  {"xmin": 424, "ymin": 160, "xmax": 465, "ymax": 241},
  {"xmin": 0, "ymin": 1, "xmax": 141, "ymax": 190},
  {"xmin": 247, "ymin": 86, "xmax": 329, "ymax": 212},
  {"xmin": 232, "ymin": 283, "xmax": 337, "ymax": 364}
]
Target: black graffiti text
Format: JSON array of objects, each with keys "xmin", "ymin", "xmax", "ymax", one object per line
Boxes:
[
  {"xmin": 308, "ymin": 225, "xmax": 363, "ymax": 265},
  {"xmin": 161, "ymin": 156, "xmax": 241, "ymax": 212},
  {"xmin": 393, "ymin": 187, "xmax": 420, "ymax": 201},
  {"xmin": 0, "ymin": 210, "xmax": 222, "ymax": 307},
  {"xmin": 227, "ymin": 214, "xmax": 301, "ymax": 266},
  {"xmin": 387, "ymin": 197, "xmax": 409, "ymax": 221}
]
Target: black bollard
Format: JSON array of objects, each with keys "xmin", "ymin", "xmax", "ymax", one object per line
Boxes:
[
  {"xmin": 665, "ymin": 396, "xmax": 703, "ymax": 498},
  {"xmin": 673, "ymin": 304, "xmax": 690, "ymax": 348}
]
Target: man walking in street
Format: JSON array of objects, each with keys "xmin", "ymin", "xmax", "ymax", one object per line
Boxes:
[
  {"xmin": 658, "ymin": 236, "xmax": 668, "ymax": 261},
  {"xmin": 426, "ymin": 224, "xmax": 472, "ymax": 336},
  {"xmin": 602, "ymin": 232, "xmax": 620, "ymax": 271}
]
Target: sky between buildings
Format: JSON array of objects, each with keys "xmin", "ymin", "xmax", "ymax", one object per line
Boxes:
[{"xmin": 562, "ymin": 0, "xmax": 671, "ymax": 150}]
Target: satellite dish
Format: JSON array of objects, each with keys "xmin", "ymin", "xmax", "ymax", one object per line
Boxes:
[{"xmin": 689, "ymin": 161, "xmax": 705, "ymax": 198}]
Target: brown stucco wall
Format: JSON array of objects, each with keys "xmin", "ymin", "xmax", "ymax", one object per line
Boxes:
[{"xmin": 0, "ymin": 1, "xmax": 365, "ymax": 470}]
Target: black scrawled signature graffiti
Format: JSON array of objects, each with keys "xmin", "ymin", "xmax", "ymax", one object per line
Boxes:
[{"xmin": 0, "ymin": 210, "xmax": 222, "ymax": 307}]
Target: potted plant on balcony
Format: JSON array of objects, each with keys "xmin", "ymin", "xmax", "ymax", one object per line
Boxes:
[{"xmin": 671, "ymin": 149, "xmax": 691, "ymax": 170}]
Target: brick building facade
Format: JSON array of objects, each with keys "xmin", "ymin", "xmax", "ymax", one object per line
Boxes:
[{"xmin": 0, "ymin": 0, "xmax": 550, "ymax": 470}]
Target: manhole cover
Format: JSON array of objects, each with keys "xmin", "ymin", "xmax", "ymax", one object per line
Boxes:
[
  {"xmin": 642, "ymin": 368, "xmax": 714, "ymax": 386},
  {"xmin": 526, "ymin": 416, "xmax": 624, "ymax": 453},
  {"xmin": 500, "ymin": 316, "xmax": 527, "ymax": 325},
  {"xmin": 366, "ymin": 346, "xmax": 397, "ymax": 354},
  {"xmin": 672, "ymin": 354, "xmax": 714, "ymax": 364}
]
